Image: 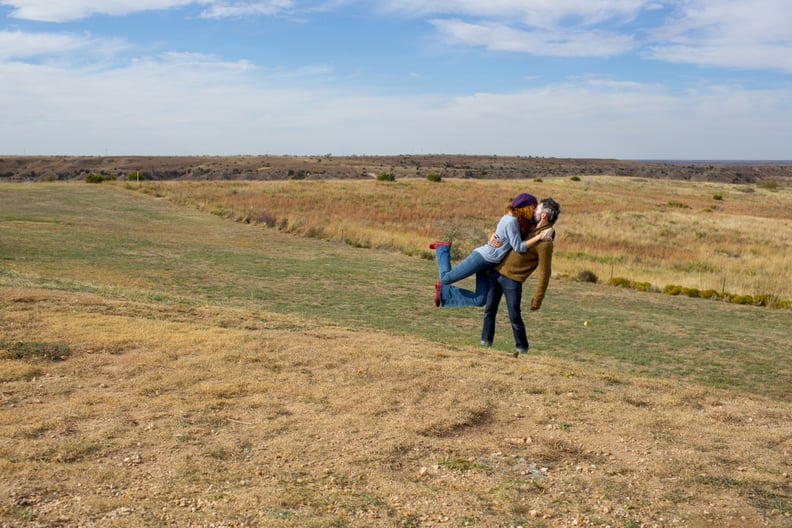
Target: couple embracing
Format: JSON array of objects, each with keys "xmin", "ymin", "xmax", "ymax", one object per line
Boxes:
[{"xmin": 430, "ymin": 193, "xmax": 560, "ymax": 357}]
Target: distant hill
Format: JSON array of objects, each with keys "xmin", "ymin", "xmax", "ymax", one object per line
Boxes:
[{"xmin": 2, "ymin": 154, "xmax": 791, "ymax": 183}]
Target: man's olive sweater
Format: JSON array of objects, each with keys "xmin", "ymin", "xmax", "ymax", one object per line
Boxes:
[{"xmin": 493, "ymin": 224, "xmax": 554, "ymax": 308}]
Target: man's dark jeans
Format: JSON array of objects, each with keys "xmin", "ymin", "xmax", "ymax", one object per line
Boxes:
[{"xmin": 481, "ymin": 270, "xmax": 528, "ymax": 351}]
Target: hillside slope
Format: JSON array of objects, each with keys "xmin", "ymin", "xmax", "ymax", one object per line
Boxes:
[{"xmin": 1, "ymin": 183, "xmax": 790, "ymax": 527}]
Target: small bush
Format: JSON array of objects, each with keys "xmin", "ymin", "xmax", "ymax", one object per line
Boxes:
[
  {"xmin": 668, "ymin": 201, "xmax": 691, "ymax": 209},
  {"xmin": 749, "ymin": 293, "xmax": 791, "ymax": 308},
  {"xmin": 712, "ymin": 193, "xmax": 723, "ymax": 200},
  {"xmin": 760, "ymin": 180, "xmax": 778, "ymax": 190},
  {"xmin": 86, "ymin": 173, "xmax": 116, "ymax": 184},
  {"xmin": 699, "ymin": 289, "xmax": 719, "ymax": 299},
  {"xmin": 609, "ymin": 277, "xmax": 632, "ymax": 288},
  {"xmin": 681, "ymin": 287, "xmax": 700, "ymax": 298},
  {"xmin": 377, "ymin": 171, "xmax": 396, "ymax": 182},
  {"xmin": 664, "ymin": 284, "xmax": 682, "ymax": 295},
  {"xmin": 570, "ymin": 176, "xmax": 581, "ymax": 182},
  {"xmin": 730, "ymin": 294, "xmax": 754, "ymax": 305},
  {"xmin": 426, "ymin": 172, "xmax": 442, "ymax": 183},
  {"xmin": 577, "ymin": 270, "xmax": 598, "ymax": 283}
]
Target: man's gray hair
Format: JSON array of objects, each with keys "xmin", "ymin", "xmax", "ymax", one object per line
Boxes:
[{"xmin": 541, "ymin": 197, "xmax": 561, "ymax": 224}]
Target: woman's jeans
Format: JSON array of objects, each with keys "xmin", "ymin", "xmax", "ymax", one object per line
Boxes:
[
  {"xmin": 436, "ymin": 245, "xmax": 491, "ymax": 284},
  {"xmin": 435, "ymin": 245, "xmax": 492, "ymax": 307},
  {"xmin": 481, "ymin": 271, "xmax": 528, "ymax": 351}
]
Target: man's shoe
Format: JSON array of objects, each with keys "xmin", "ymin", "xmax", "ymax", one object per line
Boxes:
[
  {"xmin": 513, "ymin": 347, "xmax": 529, "ymax": 358},
  {"xmin": 429, "ymin": 241, "xmax": 451, "ymax": 250},
  {"xmin": 434, "ymin": 281, "xmax": 442, "ymax": 307},
  {"xmin": 480, "ymin": 340, "xmax": 492, "ymax": 347}
]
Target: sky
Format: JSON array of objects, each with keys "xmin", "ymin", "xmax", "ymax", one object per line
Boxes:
[{"xmin": 2, "ymin": 0, "xmax": 791, "ymax": 159}]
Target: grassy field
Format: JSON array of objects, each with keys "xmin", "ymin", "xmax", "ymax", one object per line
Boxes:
[
  {"xmin": 1, "ymin": 182, "xmax": 790, "ymax": 527},
  {"xmin": 133, "ymin": 176, "xmax": 792, "ymax": 304}
]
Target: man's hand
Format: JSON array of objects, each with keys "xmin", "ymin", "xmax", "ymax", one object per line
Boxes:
[
  {"xmin": 489, "ymin": 233, "xmax": 502, "ymax": 248},
  {"xmin": 530, "ymin": 304, "xmax": 540, "ymax": 311}
]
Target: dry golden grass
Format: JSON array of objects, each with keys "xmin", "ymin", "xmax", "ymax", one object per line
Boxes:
[
  {"xmin": 2, "ymin": 287, "xmax": 790, "ymax": 527},
  {"xmin": 135, "ymin": 176, "xmax": 792, "ymax": 302}
]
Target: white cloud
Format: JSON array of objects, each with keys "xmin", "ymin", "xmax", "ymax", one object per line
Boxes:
[
  {"xmin": 1, "ymin": 0, "xmax": 195, "ymax": 22},
  {"xmin": 388, "ymin": 0, "xmax": 792, "ymax": 72},
  {"xmin": 197, "ymin": 0, "xmax": 294, "ymax": 19},
  {"xmin": 648, "ymin": 41, "xmax": 792, "ymax": 73},
  {"xmin": 2, "ymin": 52, "xmax": 790, "ymax": 158},
  {"xmin": 0, "ymin": 0, "xmax": 294, "ymax": 22},
  {"xmin": 647, "ymin": 0, "xmax": 792, "ymax": 72},
  {"xmin": 381, "ymin": 0, "xmax": 647, "ymax": 27},
  {"xmin": 0, "ymin": 30, "xmax": 94, "ymax": 59},
  {"xmin": 431, "ymin": 18, "xmax": 635, "ymax": 57}
]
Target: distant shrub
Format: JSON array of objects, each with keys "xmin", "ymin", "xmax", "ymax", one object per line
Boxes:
[
  {"xmin": 750, "ymin": 294, "xmax": 787, "ymax": 308},
  {"xmin": 577, "ymin": 270, "xmax": 598, "ymax": 283},
  {"xmin": 730, "ymin": 294, "xmax": 754, "ymax": 305},
  {"xmin": 377, "ymin": 171, "xmax": 396, "ymax": 182},
  {"xmin": 760, "ymin": 180, "xmax": 778, "ymax": 190},
  {"xmin": 712, "ymin": 193, "xmax": 723, "ymax": 200},
  {"xmin": 668, "ymin": 201, "xmax": 691, "ymax": 209},
  {"xmin": 602, "ymin": 278, "xmax": 791, "ymax": 310},
  {"xmin": 699, "ymin": 289, "xmax": 719, "ymax": 299},
  {"xmin": 601, "ymin": 275, "xmax": 655, "ymax": 292},
  {"xmin": 570, "ymin": 176, "xmax": 581, "ymax": 182},
  {"xmin": 533, "ymin": 178, "xmax": 543, "ymax": 183},
  {"xmin": 86, "ymin": 173, "xmax": 116, "ymax": 184},
  {"xmin": 426, "ymin": 172, "xmax": 442, "ymax": 183},
  {"xmin": 609, "ymin": 277, "xmax": 631, "ymax": 288}
]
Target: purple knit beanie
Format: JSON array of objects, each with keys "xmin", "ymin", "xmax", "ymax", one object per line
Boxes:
[{"xmin": 511, "ymin": 193, "xmax": 538, "ymax": 209}]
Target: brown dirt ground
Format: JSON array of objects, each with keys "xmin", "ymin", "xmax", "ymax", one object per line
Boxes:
[{"xmin": 1, "ymin": 287, "xmax": 790, "ymax": 527}]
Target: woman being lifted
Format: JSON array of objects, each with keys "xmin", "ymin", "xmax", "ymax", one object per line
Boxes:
[{"xmin": 429, "ymin": 192, "xmax": 554, "ymax": 307}]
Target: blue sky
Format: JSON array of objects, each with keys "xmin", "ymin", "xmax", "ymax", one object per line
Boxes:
[{"xmin": 2, "ymin": 0, "xmax": 791, "ymax": 159}]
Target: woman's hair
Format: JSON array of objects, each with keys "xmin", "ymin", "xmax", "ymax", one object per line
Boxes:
[{"xmin": 505, "ymin": 204, "xmax": 537, "ymax": 237}]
